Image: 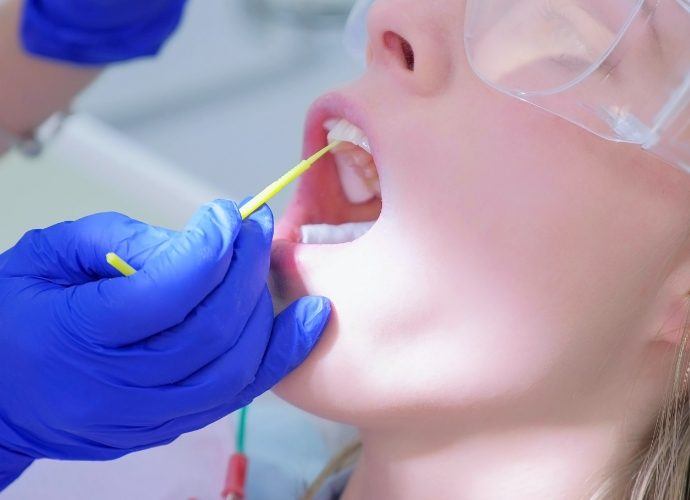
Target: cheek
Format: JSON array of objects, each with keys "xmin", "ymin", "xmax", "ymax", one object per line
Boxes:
[{"xmin": 400, "ymin": 95, "xmax": 672, "ymax": 390}]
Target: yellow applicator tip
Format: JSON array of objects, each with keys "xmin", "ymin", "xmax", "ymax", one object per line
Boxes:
[
  {"xmin": 106, "ymin": 252, "xmax": 137, "ymax": 277},
  {"xmin": 239, "ymin": 141, "xmax": 341, "ymax": 220}
]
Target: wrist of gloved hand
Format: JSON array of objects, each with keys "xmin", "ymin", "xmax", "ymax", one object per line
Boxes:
[
  {"xmin": 0, "ymin": 443, "xmax": 33, "ymax": 491},
  {"xmin": 21, "ymin": 0, "xmax": 187, "ymax": 64}
]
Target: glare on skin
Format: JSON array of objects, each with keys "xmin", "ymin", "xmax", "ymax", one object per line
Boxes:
[{"xmin": 271, "ymin": 0, "xmax": 690, "ymax": 498}]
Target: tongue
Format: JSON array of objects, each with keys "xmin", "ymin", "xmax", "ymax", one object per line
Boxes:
[{"xmin": 300, "ymin": 221, "xmax": 376, "ymax": 245}]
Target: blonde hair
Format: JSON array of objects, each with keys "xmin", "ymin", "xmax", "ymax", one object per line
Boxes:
[
  {"xmin": 303, "ymin": 441, "xmax": 361, "ymax": 500},
  {"xmin": 623, "ymin": 304, "xmax": 690, "ymax": 500},
  {"xmin": 305, "ymin": 305, "xmax": 690, "ymax": 500}
]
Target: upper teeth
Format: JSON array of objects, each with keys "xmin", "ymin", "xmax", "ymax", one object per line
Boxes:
[
  {"xmin": 326, "ymin": 119, "xmax": 381, "ymax": 204},
  {"xmin": 326, "ymin": 119, "xmax": 371, "ymax": 154}
]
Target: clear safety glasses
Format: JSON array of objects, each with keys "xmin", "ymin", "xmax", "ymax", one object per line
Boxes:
[{"xmin": 344, "ymin": 0, "xmax": 690, "ymax": 173}]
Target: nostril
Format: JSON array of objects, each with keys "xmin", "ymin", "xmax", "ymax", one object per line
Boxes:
[
  {"xmin": 401, "ymin": 38, "xmax": 415, "ymax": 71},
  {"xmin": 383, "ymin": 31, "xmax": 415, "ymax": 71}
]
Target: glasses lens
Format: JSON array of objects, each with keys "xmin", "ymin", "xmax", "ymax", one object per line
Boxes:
[
  {"xmin": 465, "ymin": 0, "xmax": 643, "ymax": 93},
  {"xmin": 343, "ymin": 0, "xmax": 375, "ymax": 62}
]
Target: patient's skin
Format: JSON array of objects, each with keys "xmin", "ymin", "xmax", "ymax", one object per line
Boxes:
[{"xmin": 273, "ymin": 0, "xmax": 690, "ymax": 498}]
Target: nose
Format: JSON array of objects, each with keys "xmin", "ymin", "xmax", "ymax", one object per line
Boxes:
[{"xmin": 365, "ymin": 0, "xmax": 457, "ymax": 94}]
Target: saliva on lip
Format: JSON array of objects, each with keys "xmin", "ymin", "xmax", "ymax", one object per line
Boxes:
[{"xmin": 297, "ymin": 119, "xmax": 381, "ymax": 245}]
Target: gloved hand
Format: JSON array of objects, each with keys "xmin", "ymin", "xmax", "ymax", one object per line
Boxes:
[
  {"xmin": 21, "ymin": 0, "xmax": 188, "ymax": 64},
  {"xmin": 0, "ymin": 200, "xmax": 331, "ymax": 490}
]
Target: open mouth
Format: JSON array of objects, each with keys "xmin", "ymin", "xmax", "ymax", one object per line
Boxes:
[{"xmin": 277, "ymin": 114, "xmax": 383, "ymax": 246}]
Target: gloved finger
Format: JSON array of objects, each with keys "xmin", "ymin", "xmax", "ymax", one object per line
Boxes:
[
  {"xmin": 51, "ymin": 427, "xmax": 180, "ymax": 461},
  {"xmin": 83, "ymin": 402, "xmax": 239, "ymax": 453},
  {"xmin": 63, "ymin": 200, "xmax": 244, "ymax": 347},
  {"xmin": 34, "ymin": 0, "xmax": 187, "ymax": 28},
  {"xmin": 128, "ymin": 288, "xmax": 275, "ymax": 421},
  {"xmin": 100, "ymin": 206, "xmax": 275, "ymax": 386},
  {"xmin": 137, "ymin": 290, "xmax": 331, "ymax": 422},
  {"xmin": 150, "ymin": 293, "xmax": 330, "ymax": 420},
  {"xmin": 124, "ymin": 298, "xmax": 333, "ymax": 447},
  {"xmin": 0, "ymin": 212, "xmax": 173, "ymax": 285},
  {"xmin": 87, "ymin": 287, "xmax": 272, "ymax": 427},
  {"xmin": 22, "ymin": 0, "xmax": 188, "ymax": 64},
  {"xmin": 235, "ymin": 296, "xmax": 331, "ymax": 400},
  {"xmin": 141, "ymin": 297, "xmax": 330, "ymax": 439}
]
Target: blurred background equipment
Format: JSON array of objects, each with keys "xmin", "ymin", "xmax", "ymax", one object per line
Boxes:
[
  {"xmin": 242, "ymin": 0, "xmax": 356, "ymax": 27},
  {"xmin": 71, "ymin": 0, "xmax": 361, "ymax": 214}
]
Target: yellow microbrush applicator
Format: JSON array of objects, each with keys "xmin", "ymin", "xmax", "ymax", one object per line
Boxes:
[
  {"xmin": 106, "ymin": 252, "xmax": 137, "ymax": 277},
  {"xmin": 238, "ymin": 141, "xmax": 340, "ymax": 220},
  {"xmin": 106, "ymin": 141, "xmax": 341, "ymax": 275}
]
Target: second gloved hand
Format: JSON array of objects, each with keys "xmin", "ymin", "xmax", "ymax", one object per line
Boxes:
[
  {"xmin": 21, "ymin": 0, "xmax": 188, "ymax": 64},
  {"xmin": 0, "ymin": 201, "xmax": 331, "ymax": 489}
]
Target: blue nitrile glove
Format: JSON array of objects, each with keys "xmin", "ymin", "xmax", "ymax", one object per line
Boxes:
[
  {"xmin": 0, "ymin": 200, "xmax": 331, "ymax": 490},
  {"xmin": 21, "ymin": 0, "xmax": 188, "ymax": 64}
]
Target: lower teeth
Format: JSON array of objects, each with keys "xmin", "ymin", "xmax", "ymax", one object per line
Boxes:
[{"xmin": 300, "ymin": 221, "xmax": 376, "ymax": 245}]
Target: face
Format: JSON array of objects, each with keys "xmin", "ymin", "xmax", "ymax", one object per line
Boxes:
[{"xmin": 271, "ymin": 0, "xmax": 690, "ymax": 431}]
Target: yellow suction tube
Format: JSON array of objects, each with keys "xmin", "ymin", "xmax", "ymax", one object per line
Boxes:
[{"xmin": 106, "ymin": 141, "xmax": 340, "ymax": 275}]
